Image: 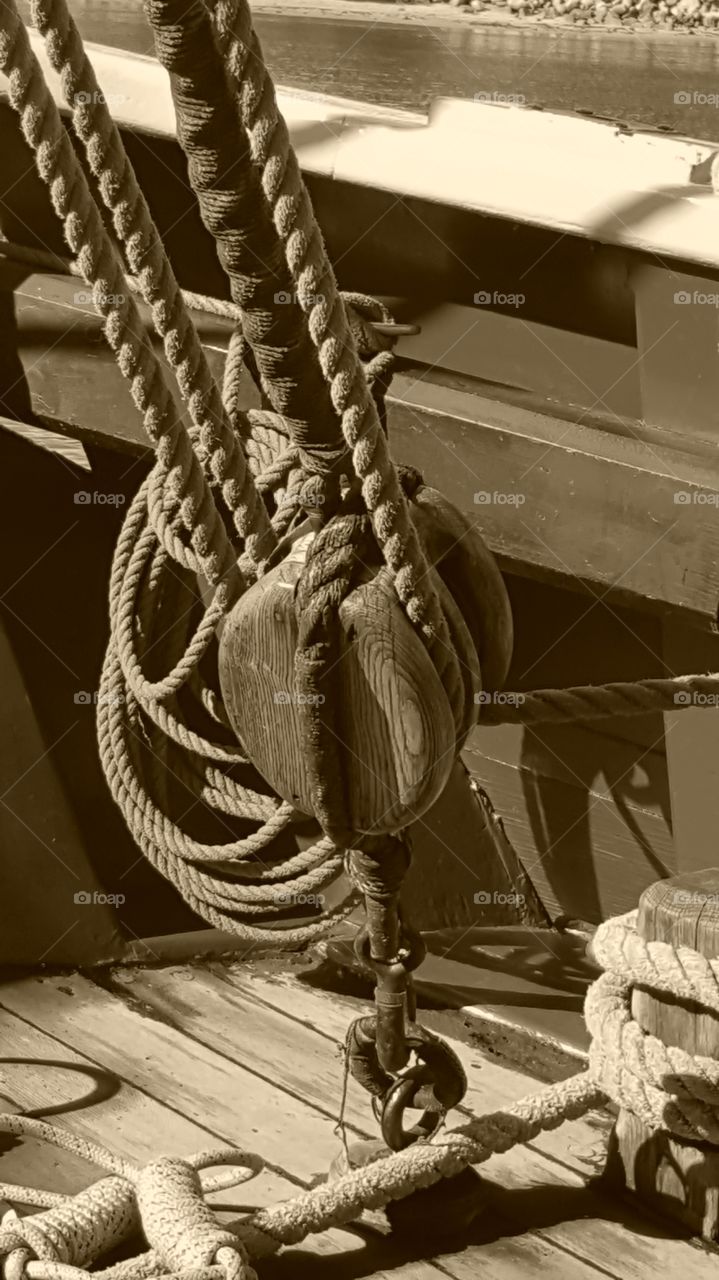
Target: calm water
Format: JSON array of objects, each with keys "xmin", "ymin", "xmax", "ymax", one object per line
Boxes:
[{"xmin": 18, "ymin": 0, "xmax": 719, "ymax": 139}]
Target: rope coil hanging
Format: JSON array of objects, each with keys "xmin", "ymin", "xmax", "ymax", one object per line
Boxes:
[{"xmin": 3, "ymin": 0, "xmax": 461, "ymax": 942}]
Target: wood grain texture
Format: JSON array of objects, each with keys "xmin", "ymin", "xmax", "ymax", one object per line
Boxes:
[
  {"xmin": 116, "ymin": 961, "xmax": 609, "ymax": 1178},
  {"xmin": 462, "ymin": 729, "xmax": 673, "ymax": 925},
  {"xmin": 107, "ymin": 962, "xmax": 719, "ymax": 1280},
  {"xmin": 402, "ymin": 759, "xmax": 549, "ymax": 930},
  {"xmin": 0, "ymin": 972, "xmax": 609, "ymax": 1280},
  {"xmin": 0, "ymin": 1005, "xmax": 369, "ymax": 1266},
  {"xmin": 605, "ymin": 872, "xmax": 719, "ymax": 1239},
  {"xmin": 219, "ymin": 538, "xmax": 456, "ymax": 832},
  {"xmin": 662, "ymin": 619, "xmax": 719, "ymax": 877}
]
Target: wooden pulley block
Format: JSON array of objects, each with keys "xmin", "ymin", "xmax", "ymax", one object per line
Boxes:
[
  {"xmin": 218, "ymin": 527, "xmax": 460, "ymax": 835},
  {"xmin": 410, "ymin": 485, "xmax": 514, "ymax": 695}
]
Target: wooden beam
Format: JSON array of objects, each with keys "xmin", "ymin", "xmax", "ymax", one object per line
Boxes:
[
  {"xmin": 635, "ymin": 262, "xmax": 719, "ymax": 446},
  {"xmin": 6, "ymin": 270, "xmax": 719, "ymax": 622}
]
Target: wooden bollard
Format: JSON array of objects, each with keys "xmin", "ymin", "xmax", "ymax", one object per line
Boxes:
[{"xmin": 604, "ymin": 870, "xmax": 719, "ymax": 1238}]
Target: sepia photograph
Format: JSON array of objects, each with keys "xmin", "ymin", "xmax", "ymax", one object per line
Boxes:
[{"xmin": 0, "ymin": 0, "xmax": 718, "ymax": 1275}]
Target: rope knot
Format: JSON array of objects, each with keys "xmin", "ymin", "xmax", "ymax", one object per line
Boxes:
[{"xmin": 136, "ymin": 1157, "xmax": 257, "ymax": 1280}]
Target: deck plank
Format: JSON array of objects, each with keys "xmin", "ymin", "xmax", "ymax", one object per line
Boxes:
[
  {"xmin": 0, "ymin": 973, "xmax": 608, "ymax": 1280},
  {"xmin": 0, "ymin": 974, "xmax": 346, "ymax": 1184},
  {"xmin": 0, "ymin": 1003, "xmax": 375, "ymax": 1268},
  {"xmin": 199, "ymin": 963, "xmax": 610, "ymax": 1177},
  {"xmin": 107, "ymin": 962, "xmax": 719, "ymax": 1280}
]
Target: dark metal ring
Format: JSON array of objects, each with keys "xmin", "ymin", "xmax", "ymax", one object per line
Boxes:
[
  {"xmin": 381, "ymin": 1064, "xmax": 440, "ymax": 1150},
  {"xmin": 379, "ymin": 1038, "xmax": 467, "ymax": 1151}
]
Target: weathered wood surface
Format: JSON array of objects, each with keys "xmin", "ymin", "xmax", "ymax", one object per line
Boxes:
[
  {"xmin": 0, "ymin": 1006, "xmax": 371, "ymax": 1269},
  {"xmin": 410, "ymin": 484, "xmax": 513, "ymax": 696},
  {"xmin": 0, "ymin": 967, "xmax": 711, "ymax": 1280},
  {"xmin": 463, "ymin": 721, "xmax": 673, "ymax": 926},
  {"xmin": 219, "ymin": 544, "xmax": 456, "ymax": 833},
  {"xmin": 400, "ymin": 759, "xmax": 550, "ymax": 931},
  {"xmin": 605, "ymin": 872, "xmax": 719, "ymax": 1239},
  {"xmin": 0, "ymin": 970, "xmax": 628, "ymax": 1280},
  {"xmin": 114, "ymin": 961, "xmax": 609, "ymax": 1177},
  {"xmin": 95, "ymin": 961, "xmax": 719, "ymax": 1279},
  {"xmin": 662, "ymin": 620, "xmax": 719, "ymax": 878}
]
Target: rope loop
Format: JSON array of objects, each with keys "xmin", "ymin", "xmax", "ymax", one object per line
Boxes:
[{"xmin": 136, "ymin": 1158, "xmax": 257, "ymax": 1280}]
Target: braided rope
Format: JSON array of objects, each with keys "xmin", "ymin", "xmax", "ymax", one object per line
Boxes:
[
  {"xmin": 146, "ymin": 0, "xmax": 462, "ymax": 704},
  {"xmin": 2, "ymin": 914, "xmax": 717, "ymax": 1278},
  {"xmin": 0, "ymin": 1, "xmax": 364, "ymax": 937}
]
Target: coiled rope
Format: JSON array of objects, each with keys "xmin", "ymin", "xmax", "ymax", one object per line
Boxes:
[
  {"xmin": 2, "ymin": 5, "xmax": 719, "ymax": 1273},
  {"xmin": 0, "ymin": 0, "xmax": 445, "ymax": 941},
  {"xmin": 0, "ymin": 913, "xmax": 716, "ymax": 1278}
]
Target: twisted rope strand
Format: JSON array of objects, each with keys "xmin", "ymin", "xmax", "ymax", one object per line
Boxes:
[
  {"xmin": 0, "ymin": 3, "xmax": 237, "ymax": 602},
  {"xmin": 0, "ymin": 6, "xmax": 356, "ymax": 932},
  {"xmin": 207, "ymin": 0, "xmax": 462, "ymax": 698},
  {"xmin": 480, "ymin": 672, "xmax": 719, "ymax": 723},
  {"xmin": 28, "ymin": 0, "xmax": 275, "ymax": 573}
]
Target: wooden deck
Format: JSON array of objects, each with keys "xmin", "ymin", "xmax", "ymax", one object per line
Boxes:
[{"xmin": 0, "ymin": 958, "xmax": 717, "ymax": 1279}]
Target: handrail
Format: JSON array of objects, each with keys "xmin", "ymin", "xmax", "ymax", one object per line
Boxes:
[{"xmin": 4, "ymin": 31, "xmax": 719, "ymax": 270}]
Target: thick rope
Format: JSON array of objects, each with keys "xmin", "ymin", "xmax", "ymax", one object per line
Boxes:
[
  {"xmin": 27, "ymin": 0, "xmax": 274, "ymax": 574},
  {"xmin": 479, "ymin": 672, "xmax": 719, "ymax": 723},
  {"xmin": 1, "ymin": 913, "xmax": 716, "ymax": 1278},
  {"xmin": 0, "ymin": 1, "xmax": 359, "ymax": 939},
  {"xmin": 0, "ymin": 3, "xmax": 240, "ymax": 602},
  {"xmin": 146, "ymin": 0, "xmax": 462, "ymax": 706}
]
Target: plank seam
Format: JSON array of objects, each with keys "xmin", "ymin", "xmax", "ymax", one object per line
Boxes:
[{"xmin": 0, "ymin": 995, "xmax": 312, "ymax": 1191}]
